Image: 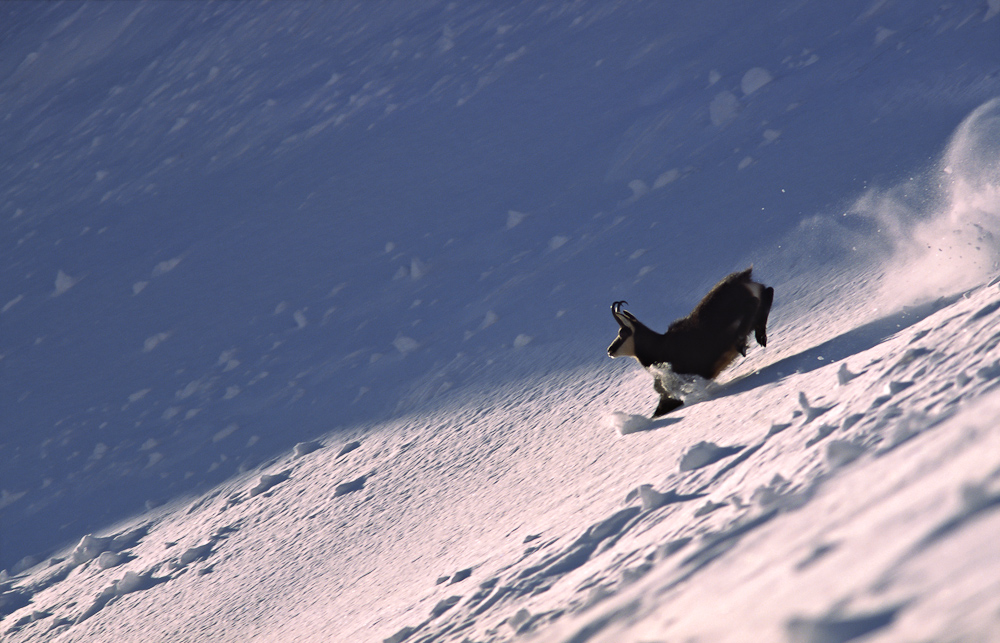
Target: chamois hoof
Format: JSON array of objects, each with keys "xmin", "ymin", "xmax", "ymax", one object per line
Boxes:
[{"xmin": 653, "ymin": 396, "xmax": 684, "ymax": 418}]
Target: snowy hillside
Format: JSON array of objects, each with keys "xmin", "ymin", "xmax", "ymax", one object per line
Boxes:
[{"xmin": 2, "ymin": 1, "xmax": 999, "ymax": 642}]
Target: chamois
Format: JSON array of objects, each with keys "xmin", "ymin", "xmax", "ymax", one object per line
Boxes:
[{"xmin": 608, "ymin": 267, "xmax": 773, "ymax": 416}]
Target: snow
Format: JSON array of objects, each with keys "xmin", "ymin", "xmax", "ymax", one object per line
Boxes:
[
  {"xmin": 1, "ymin": 1, "xmax": 999, "ymax": 642},
  {"xmin": 741, "ymin": 67, "xmax": 773, "ymax": 96},
  {"xmin": 606, "ymin": 412, "xmax": 652, "ymax": 436}
]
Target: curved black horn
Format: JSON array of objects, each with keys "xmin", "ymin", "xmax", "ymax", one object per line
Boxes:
[{"xmin": 611, "ymin": 300, "xmax": 628, "ymax": 325}]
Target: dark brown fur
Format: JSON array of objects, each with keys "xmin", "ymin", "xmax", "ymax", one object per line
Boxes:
[{"xmin": 608, "ymin": 267, "xmax": 773, "ymax": 416}]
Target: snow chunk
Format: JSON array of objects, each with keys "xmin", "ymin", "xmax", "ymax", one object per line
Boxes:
[
  {"xmin": 334, "ymin": 475, "xmax": 367, "ymax": 497},
  {"xmin": 90, "ymin": 443, "xmax": 108, "ymax": 461},
  {"xmin": 513, "ymin": 334, "xmax": 533, "ymax": 348},
  {"xmin": 741, "ymin": 67, "xmax": 773, "ymax": 95},
  {"xmin": 837, "ymin": 363, "xmax": 859, "ymax": 385},
  {"xmin": 250, "ymin": 470, "xmax": 291, "ymax": 497},
  {"xmin": 653, "ymin": 168, "xmax": 679, "ymax": 189},
  {"xmin": 393, "ymin": 335, "xmax": 421, "ymax": 354},
  {"xmin": 874, "ymin": 26, "xmax": 896, "ymax": 46},
  {"xmin": 143, "ymin": 331, "xmax": 171, "ymax": 352},
  {"xmin": 385, "ymin": 626, "xmax": 417, "ymax": 643},
  {"xmin": 798, "ymin": 392, "xmax": 833, "ymax": 423},
  {"xmin": 626, "ymin": 179, "xmax": 649, "ymax": 201},
  {"xmin": 480, "ymin": 310, "xmax": 499, "ymax": 329},
  {"xmin": 549, "ymin": 235, "xmax": 569, "ymax": 250},
  {"xmin": 762, "ymin": 129, "xmax": 781, "ymax": 144},
  {"xmin": 637, "ymin": 484, "xmax": 683, "ymax": 511},
  {"xmin": 767, "ymin": 422, "xmax": 792, "ymax": 437},
  {"xmin": 709, "ymin": 91, "xmax": 739, "ymax": 127},
  {"xmin": 52, "ymin": 270, "xmax": 79, "ymax": 296},
  {"xmin": 132, "ymin": 281, "xmax": 148, "ymax": 295},
  {"xmin": 116, "ymin": 570, "xmax": 154, "ymax": 595},
  {"xmin": 0, "ymin": 489, "xmax": 27, "ymax": 510},
  {"xmin": 72, "ymin": 534, "xmax": 114, "ymax": 565},
  {"xmin": 607, "ymin": 412, "xmax": 652, "ymax": 436},
  {"xmin": 787, "ymin": 607, "xmax": 900, "ymax": 642},
  {"xmin": 2, "ymin": 294, "xmax": 23, "ymax": 313},
  {"xmin": 128, "ymin": 388, "xmax": 151, "ymax": 403},
  {"xmin": 826, "ymin": 440, "xmax": 865, "ymax": 468},
  {"xmin": 152, "ymin": 255, "xmax": 183, "ymax": 277},
  {"xmin": 98, "ymin": 551, "xmax": 125, "ymax": 569},
  {"xmin": 338, "ymin": 440, "xmax": 361, "ymax": 457},
  {"xmin": 294, "ymin": 440, "xmax": 322, "ymax": 457},
  {"xmin": 410, "ymin": 257, "xmax": 428, "ymax": 280},
  {"xmin": 679, "ymin": 441, "xmax": 744, "ymax": 471},
  {"xmin": 509, "ymin": 608, "xmax": 532, "ymax": 631},
  {"xmin": 886, "ymin": 380, "xmax": 914, "ymax": 396},
  {"xmin": 987, "ymin": 0, "xmax": 999, "ymax": 21},
  {"xmin": 506, "ymin": 209, "xmax": 528, "ymax": 229},
  {"xmin": 178, "ymin": 543, "xmax": 213, "ymax": 566},
  {"xmin": 213, "ymin": 423, "xmax": 239, "ymax": 442}
]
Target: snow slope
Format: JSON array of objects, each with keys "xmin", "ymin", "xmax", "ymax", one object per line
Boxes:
[
  {"xmin": 4, "ymin": 269, "xmax": 1000, "ymax": 643},
  {"xmin": 2, "ymin": 1, "xmax": 999, "ymax": 641}
]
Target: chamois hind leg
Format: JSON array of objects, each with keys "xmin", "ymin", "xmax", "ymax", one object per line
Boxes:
[
  {"xmin": 754, "ymin": 286, "xmax": 774, "ymax": 347},
  {"xmin": 732, "ymin": 294, "xmax": 761, "ymax": 356},
  {"xmin": 652, "ymin": 375, "xmax": 683, "ymax": 417}
]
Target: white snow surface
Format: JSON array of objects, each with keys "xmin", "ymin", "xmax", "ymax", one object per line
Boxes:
[{"xmin": 2, "ymin": 2, "xmax": 1000, "ymax": 642}]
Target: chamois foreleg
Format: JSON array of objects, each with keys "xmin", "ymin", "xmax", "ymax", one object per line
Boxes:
[
  {"xmin": 652, "ymin": 375, "xmax": 684, "ymax": 417},
  {"xmin": 754, "ymin": 286, "xmax": 774, "ymax": 347}
]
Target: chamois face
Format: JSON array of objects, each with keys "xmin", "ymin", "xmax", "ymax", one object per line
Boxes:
[{"xmin": 608, "ymin": 301, "xmax": 638, "ymax": 360}]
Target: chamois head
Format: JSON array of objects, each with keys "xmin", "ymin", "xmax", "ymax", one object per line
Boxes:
[{"xmin": 608, "ymin": 301, "xmax": 640, "ymax": 359}]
